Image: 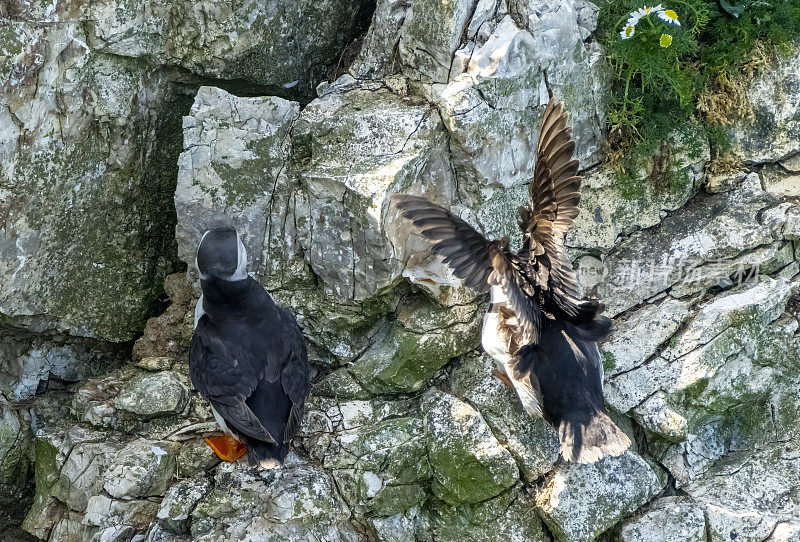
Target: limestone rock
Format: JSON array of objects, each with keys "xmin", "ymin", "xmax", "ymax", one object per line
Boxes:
[
  {"xmin": 685, "ymin": 443, "xmax": 800, "ymax": 542},
  {"xmin": 301, "ymin": 397, "xmax": 428, "ymax": 516},
  {"xmin": 0, "ymin": 329, "xmax": 124, "ymax": 402},
  {"xmin": 165, "ymin": 0, "xmax": 364, "ymax": 99},
  {"xmin": 290, "ymin": 83, "xmax": 445, "ymax": 302},
  {"xmin": 597, "ymin": 173, "xmax": 777, "ymax": 316},
  {"xmin": 450, "ymin": 352, "xmax": 559, "ymax": 481},
  {"xmin": 84, "ymin": 494, "xmax": 159, "ymax": 531},
  {"xmin": 429, "ymin": 486, "xmax": 549, "ymax": 542},
  {"xmin": 52, "ymin": 428, "xmax": 124, "ymax": 512},
  {"xmin": 398, "ymin": 0, "xmax": 478, "ymax": 83},
  {"xmin": 350, "ymin": 295, "xmax": 482, "ymax": 394},
  {"xmin": 423, "ymin": 390, "xmax": 519, "ymax": 505},
  {"xmin": 0, "ymin": 398, "xmax": 31, "ymax": 509},
  {"xmin": 350, "ymin": 0, "xmax": 409, "ymax": 79},
  {"xmin": 619, "ymin": 497, "xmax": 706, "ymax": 542},
  {"xmin": 190, "ymin": 456, "xmax": 359, "ymax": 541},
  {"xmin": 103, "ymin": 439, "xmax": 179, "ymax": 499},
  {"xmin": 0, "ymin": 20, "xmax": 178, "ymax": 342},
  {"xmin": 157, "ymin": 476, "xmax": 212, "ymax": 533},
  {"xmin": 535, "ymin": 451, "xmax": 664, "ymax": 542},
  {"xmin": 174, "ymin": 86, "xmax": 300, "ymax": 280},
  {"xmin": 114, "ymin": 371, "xmax": 189, "ymax": 419},
  {"xmin": 728, "ymin": 44, "xmax": 800, "ymax": 163}
]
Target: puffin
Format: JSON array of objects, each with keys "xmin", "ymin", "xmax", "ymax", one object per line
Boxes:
[
  {"xmin": 394, "ymin": 98, "xmax": 630, "ymax": 463},
  {"xmin": 189, "ymin": 226, "xmax": 310, "ymax": 469}
]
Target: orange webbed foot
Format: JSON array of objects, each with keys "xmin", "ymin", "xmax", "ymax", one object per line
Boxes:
[
  {"xmin": 492, "ymin": 369, "xmax": 515, "ymax": 388},
  {"xmin": 205, "ymin": 434, "xmax": 247, "ymax": 462}
]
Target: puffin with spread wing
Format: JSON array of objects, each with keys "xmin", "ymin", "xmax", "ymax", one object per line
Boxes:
[
  {"xmin": 189, "ymin": 226, "xmax": 310, "ymax": 469},
  {"xmin": 394, "ymin": 98, "xmax": 630, "ymax": 463}
]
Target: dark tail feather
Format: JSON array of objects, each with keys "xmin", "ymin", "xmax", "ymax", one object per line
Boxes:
[
  {"xmin": 244, "ymin": 437, "xmax": 290, "ymax": 470},
  {"xmin": 557, "ymin": 409, "xmax": 631, "ymax": 463}
]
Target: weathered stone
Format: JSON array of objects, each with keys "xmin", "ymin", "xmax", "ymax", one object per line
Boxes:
[
  {"xmin": 597, "ymin": 173, "xmax": 777, "ymax": 316},
  {"xmin": 450, "ymin": 352, "xmax": 559, "ymax": 481},
  {"xmin": 350, "ymin": 295, "xmax": 482, "ymax": 394},
  {"xmin": 84, "ymin": 494, "xmax": 159, "ymax": 530},
  {"xmin": 567, "ymin": 156, "xmax": 700, "ymax": 253},
  {"xmin": 190, "ymin": 456, "xmax": 359, "ymax": 541},
  {"xmin": 684, "ymin": 443, "xmax": 800, "ymax": 542},
  {"xmin": 165, "ymin": 0, "xmax": 364, "ymax": 99},
  {"xmin": 423, "ymin": 390, "xmax": 518, "ymax": 506},
  {"xmin": 430, "ymin": 486, "xmax": 549, "ymax": 542},
  {"xmin": 367, "ymin": 506, "xmax": 431, "ymax": 542},
  {"xmin": 619, "ymin": 497, "xmax": 706, "ymax": 542},
  {"xmin": 114, "ymin": 371, "xmax": 189, "ymax": 419},
  {"xmin": 535, "ymin": 451, "xmax": 664, "ymax": 542},
  {"xmin": 132, "ymin": 273, "xmax": 195, "ymax": 362},
  {"xmin": 600, "ymin": 297, "xmax": 691, "ymax": 379},
  {"xmin": 157, "ymin": 476, "xmax": 212, "ymax": 533},
  {"xmin": 176, "ymin": 440, "xmax": 220, "ymax": 479},
  {"xmin": 350, "ymin": 0, "xmax": 408, "ymax": 80},
  {"xmin": 52, "ymin": 428, "xmax": 124, "ymax": 512},
  {"xmin": 0, "ymin": 397, "xmax": 31, "ymax": 509},
  {"xmin": 290, "ymin": 84, "xmax": 445, "ymax": 301},
  {"xmin": 0, "ymin": 329, "xmax": 124, "ymax": 402},
  {"xmin": 761, "ymin": 163, "xmax": 800, "ymax": 197},
  {"xmin": 0, "ymin": 20, "xmax": 179, "ymax": 342},
  {"xmin": 175, "ymin": 86, "xmax": 300, "ymax": 280},
  {"xmin": 103, "ymin": 439, "xmax": 179, "ymax": 499},
  {"xmin": 326, "ymin": 415, "xmax": 430, "ymax": 516},
  {"xmin": 728, "ymin": 44, "xmax": 800, "ymax": 163},
  {"xmin": 398, "ymin": 0, "xmax": 478, "ymax": 83}
]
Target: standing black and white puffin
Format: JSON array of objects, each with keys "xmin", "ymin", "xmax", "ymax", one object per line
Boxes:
[
  {"xmin": 189, "ymin": 226, "xmax": 310, "ymax": 469},
  {"xmin": 394, "ymin": 98, "xmax": 630, "ymax": 463}
]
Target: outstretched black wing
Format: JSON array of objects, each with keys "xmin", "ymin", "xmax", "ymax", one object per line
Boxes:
[
  {"xmin": 518, "ymin": 97, "xmax": 585, "ymax": 318},
  {"xmin": 393, "ymin": 195, "xmax": 494, "ymax": 292},
  {"xmin": 394, "ymin": 195, "xmax": 542, "ymax": 344}
]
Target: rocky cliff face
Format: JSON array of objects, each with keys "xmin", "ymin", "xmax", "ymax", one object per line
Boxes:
[{"xmin": 1, "ymin": 1, "xmax": 799, "ymax": 541}]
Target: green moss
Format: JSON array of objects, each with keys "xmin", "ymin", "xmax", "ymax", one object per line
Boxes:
[{"xmin": 602, "ymin": 351, "xmax": 617, "ymax": 372}]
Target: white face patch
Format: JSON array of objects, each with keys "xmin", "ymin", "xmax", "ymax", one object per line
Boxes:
[
  {"xmin": 228, "ymin": 230, "xmax": 248, "ymax": 281},
  {"xmin": 196, "ymin": 230, "xmax": 210, "ymax": 280}
]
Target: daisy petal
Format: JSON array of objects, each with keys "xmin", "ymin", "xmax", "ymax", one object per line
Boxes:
[
  {"xmin": 658, "ymin": 9, "xmax": 681, "ymax": 26},
  {"xmin": 620, "ymin": 23, "xmax": 636, "ymax": 39}
]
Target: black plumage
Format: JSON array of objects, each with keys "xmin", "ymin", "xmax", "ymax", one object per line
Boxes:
[
  {"xmin": 189, "ymin": 227, "xmax": 310, "ymax": 468},
  {"xmin": 394, "ymin": 98, "xmax": 630, "ymax": 463}
]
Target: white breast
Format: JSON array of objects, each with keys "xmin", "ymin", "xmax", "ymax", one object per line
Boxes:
[
  {"xmin": 194, "ymin": 294, "xmax": 205, "ymax": 329},
  {"xmin": 482, "ymin": 311, "xmax": 512, "ymax": 370}
]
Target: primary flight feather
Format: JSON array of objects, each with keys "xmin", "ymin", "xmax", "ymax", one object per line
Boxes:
[{"xmin": 394, "ymin": 98, "xmax": 630, "ymax": 463}]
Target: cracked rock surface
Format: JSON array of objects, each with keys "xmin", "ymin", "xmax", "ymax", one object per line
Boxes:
[{"xmin": 2, "ymin": 0, "xmax": 800, "ymax": 541}]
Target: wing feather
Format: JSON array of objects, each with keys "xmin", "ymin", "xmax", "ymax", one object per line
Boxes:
[
  {"xmin": 189, "ymin": 319, "xmax": 277, "ymax": 442},
  {"xmin": 519, "ymin": 97, "xmax": 587, "ymax": 319},
  {"xmin": 394, "ymin": 195, "xmax": 542, "ymax": 343}
]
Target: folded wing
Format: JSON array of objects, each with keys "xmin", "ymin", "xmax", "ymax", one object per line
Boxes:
[{"xmin": 190, "ymin": 317, "xmax": 276, "ymax": 443}]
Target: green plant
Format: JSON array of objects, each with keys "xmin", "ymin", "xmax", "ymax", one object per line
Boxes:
[
  {"xmin": 597, "ymin": 0, "xmax": 800, "ymax": 192},
  {"xmin": 600, "ymin": 0, "xmax": 709, "ymax": 134}
]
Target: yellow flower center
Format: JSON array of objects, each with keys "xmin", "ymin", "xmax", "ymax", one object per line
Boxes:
[
  {"xmin": 664, "ymin": 9, "xmax": 678, "ymax": 19},
  {"xmin": 660, "ymin": 33, "xmax": 673, "ymax": 47}
]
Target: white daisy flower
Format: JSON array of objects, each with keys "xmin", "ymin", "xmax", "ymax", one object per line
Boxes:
[
  {"xmin": 620, "ymin": 23, "xmax": 636, "ymax": 39},
  {"xmin": 627, "ymin": 11, "xmax": 643, "ymax": 26},
  {"xmin": 658, "ymin": 9, "xmax": 681, "ymax": 26},
  {"xmin": 635, "ymin": 4, "xmax": 664, "ymax": 18}
]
